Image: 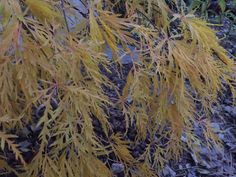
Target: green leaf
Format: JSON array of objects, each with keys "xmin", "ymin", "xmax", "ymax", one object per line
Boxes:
[
  {"xmin": 188, "ymin": 0, "xmax": 202, "ymax": 11},
  {"xmin": 201, "ymin": 1, "xmax": 208, "ymax": 16},
  {"xmin": 1, "ymin": 138, "xmax": 5, "ymax": 150},
  {"xmin": 218, "ymin": 0, "xmax": 226, "ymax": 12},
  {"xmin": 0, "ymin": 3, "xmax": 4, "ymax": 15}
]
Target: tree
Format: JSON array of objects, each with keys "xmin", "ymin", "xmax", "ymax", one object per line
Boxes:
[{"xmin": 0, "ymin": 0, "xmax": 235, "ymax": 176}]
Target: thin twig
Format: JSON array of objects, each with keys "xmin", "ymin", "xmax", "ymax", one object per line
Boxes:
[
  {"xmin": 21, "ymin": 21, "xmax": 49, "ymax": 61},
  {"xmin": 135, "ymin": 9, "xmax": 158, "ymax": 30},
  {"xmin": 61, "ymin": 0, "xmax": 70, "ymax": 32}
]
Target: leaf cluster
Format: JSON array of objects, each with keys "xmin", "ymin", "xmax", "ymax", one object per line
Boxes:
[{"xmin": 0, "ymin": 0, "xmax": 235, "ymax": 176}]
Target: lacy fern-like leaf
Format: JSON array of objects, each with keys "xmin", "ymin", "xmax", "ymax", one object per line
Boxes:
[{"xmin": 0, "ymin": 1, "xmax": 235, "ymax": 177}]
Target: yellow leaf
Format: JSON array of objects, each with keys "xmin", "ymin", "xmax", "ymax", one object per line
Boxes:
[
  {"xmin": 111, "ymin": 134, "xmax": 134, "ymax": 163},
  {"xmin": 122, "ymin": 70, "xmax": 134, "ymax": 98},
  {"xmin": 89, "ymin": 9, "xmax": 104, "ymax": 46},
  {"xmin": 25, "ymin": 0, "xmax": 62, "ymax": 23}
]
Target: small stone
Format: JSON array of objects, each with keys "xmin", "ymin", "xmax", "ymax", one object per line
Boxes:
[
  {"xmin": 104, "ymin": 45, "xmax": 139, "ymax": 64},
  {"xmin": 22, "ymin": 127, "xmax": 31, "ymax": 136},
  {"xmin": 181, "ymin": 135, "xmax": 187, "ymax": 143},
  {"xmin": 111, "ymin": 163, "xmax": 125, "ymax": 174},
  {"xmin": 210, "ymin": 123, "xmax": 221, "ymax": 132},
  {"xmin": 18, "ymin": 141, "xmax": 32, "ymax": 152},
  {"xmin": 228, "ymin": 49, "xmax": 233, "ymax": 53},
  {"xmin": 229, "ymin": 145, "xmax": 236, "ymax": 152},
  {"xmin": 223, "ymin": 106, "xmax": 236, "ymax": 118},
  {"xmin": 224, "ymin": 99, "xmax": 232, "ymax": 105},
  {"xmin": 126, "ymin": 96, "xmax": 133, "ymax": 104},
  {"xmin": 216, "ymin": 32, "xmax": 223, "ymax": 37},
  {"xmin": 188, "ymin": 172, "xmax": 196, "ymax": 177},
  {"xmin": 30, "ymin": 124, "xmax": 42, "ymax": 132},
  {"xmin": 140, "ymin": 141, "xmax": 146, "ymax": 149},
  {"xmin": 231, "ymin": 107, "xmax": 236, "ymax": 118},
  {"xmin": 197, "ymin": 168, "xmax": 210, "ymax": 175},
  {"xmin": 162, "ymin": 165, "xmax": 176, "ymax": 177},
  {"xmin": 50, "ymin": 97, "xmax": 58, "ymax": 110},
  {"xmin": 185, "ymin": 163, "xmax": 191, "ymax": 168},
  {"xmin": 132, "ymin": 151, "xmax": 140, "ymax": 158},
  {"xmin": 223, "ymin": 28, "xmax": 229, "ymax": 33},
  {"xmin": 92, "ymin": 119, "xmax": 100, "ymax": 127},
  {"xmin": 218, "ymin": 133, "xmax": 225, "ymax": 140},
  {"xmin": 36, "ymin": 104, "xmax": 46, "ymax": 118},
  {"xmin": 135, "ymin": 146, "xmax": 142, "ymax": 153},
  {"xmin": 224, "ymin": 105, "xmax": 232, "ymax": 114}
]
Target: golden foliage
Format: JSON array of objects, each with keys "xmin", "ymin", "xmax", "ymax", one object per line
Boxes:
[
  {"xmin": 0, "ymin": 0, "xmax": 235, "ymax": 177},
  {"xmin": 24, "ymin": 0, "xmax": 62, "ymax": 23}
]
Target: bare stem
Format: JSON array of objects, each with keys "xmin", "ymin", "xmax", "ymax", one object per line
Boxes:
[{"xmin": 61, "ymin": 0, "xmax": 70, "ymax": 32}]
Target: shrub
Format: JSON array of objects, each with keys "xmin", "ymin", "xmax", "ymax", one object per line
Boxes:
[{"xmin": 0, "ymin": 0, "xmax": 235, "ymax": 176}]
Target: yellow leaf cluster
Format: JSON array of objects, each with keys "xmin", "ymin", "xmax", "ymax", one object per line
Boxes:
[
  {"xmin": 0, "ymin": 0, "xmax": 235, "ymax": 177},
  {"xmin": 24, "ymin": 0, "xmax": 62, "ymax": 23}
]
